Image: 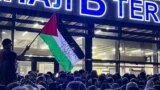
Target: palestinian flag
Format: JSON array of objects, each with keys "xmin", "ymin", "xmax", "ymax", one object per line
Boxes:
[{"xmin": 40, "ymin": 15, "xmax": 84, "ymax": 72}]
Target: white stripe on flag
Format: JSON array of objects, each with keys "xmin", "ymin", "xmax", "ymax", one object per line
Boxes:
[{"xmin": 53, "ymin": 30, "xmax": 80, "ymax": 65}]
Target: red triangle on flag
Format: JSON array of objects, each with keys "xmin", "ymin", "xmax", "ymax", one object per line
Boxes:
[{"xmin": 41, "ymin": 14, "xmax": 58, "ymax": 36}]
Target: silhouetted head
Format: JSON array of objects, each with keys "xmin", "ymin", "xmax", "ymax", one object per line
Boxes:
[
  {"xmin": 126, "ymin": 82, "xmax": 139, "ymax": 90},
  {"xmin": 2, "ymin": 38, "xmax": 12, "ymax": 51},
  {"xmin": 66, "ymin": 81, "xmax": 86, "ymax": 90}
]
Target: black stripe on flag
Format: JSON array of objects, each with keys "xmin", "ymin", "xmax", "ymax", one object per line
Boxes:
[{"xmin": 57, "ymin": 18, "xmax": 84, "ymax": 60}]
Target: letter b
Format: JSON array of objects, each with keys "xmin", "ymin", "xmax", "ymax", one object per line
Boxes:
[{"xmin": 80, "ymin": 0, "xmax": 107, "ymax": 17}]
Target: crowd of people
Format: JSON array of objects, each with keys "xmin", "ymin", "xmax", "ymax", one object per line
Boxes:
[{"xmin": 0, "ymin": 70, "xmax": 160, "ymax": 90}]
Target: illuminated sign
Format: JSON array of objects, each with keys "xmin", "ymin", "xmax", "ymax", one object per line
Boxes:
[
  {"xmin": 114, "ymin": 0, "xmax": 160, "ymax": 23},
  {"xmin": 18, "ymin": 0, "xmax": 107, "ymax": 17},
  {"xmin": 0, "ymin": 0, "xmax": 160, "ymax": 24}
]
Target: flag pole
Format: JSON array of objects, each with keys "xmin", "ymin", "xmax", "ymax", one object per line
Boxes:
[{"xmin": 28, "ymin": 31, "xmax": 42, "ymax": 47}]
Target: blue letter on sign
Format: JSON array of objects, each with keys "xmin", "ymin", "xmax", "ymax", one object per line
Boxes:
[
  {"xmin": 27, "ymin": 0, "xmax": 51, "ymax": 8},
  {"xmin": 52, "ymin": 0, "xmax": 62, "ymax": 9},
  {"xmin": 113, "ymin": 0, "xmax": 128, "ymax": 18},
  {"xmin": 65, "ymin": 0, "xmax": 72, "ymax": 11},
  {"xmin": 145, "ymin": 1, "xmax": 160, "ymax": 23},
  {"xmin": 130, "ymin": 0, "xmax": 144, "ymax": 21},
  {"xmin": 80, "ymin": 0, "xmax": 107, "ymax": 17},
  {"xmin": 19, "ymin": 0, "xmax": 26, "ymax": 4}
]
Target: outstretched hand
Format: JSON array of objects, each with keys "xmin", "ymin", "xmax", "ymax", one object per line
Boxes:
[{"xmin": 17, "ymin": 45, "xmax": 31, "ymax": 60}]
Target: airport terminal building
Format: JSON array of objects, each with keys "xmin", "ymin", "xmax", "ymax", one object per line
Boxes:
[{"xmin": 0, "ymin": 0, "xmax": 160, "ymax": 75}]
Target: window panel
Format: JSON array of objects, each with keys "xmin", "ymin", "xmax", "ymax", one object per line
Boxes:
[{"xmin": 93, "ymin": 38, "xmax": 116, "ymax": 60}]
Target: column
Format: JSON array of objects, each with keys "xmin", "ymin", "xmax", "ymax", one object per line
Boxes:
[
  {"xmin": 54, "ymin": 59, "xmax": 59, "ymax": 73},
  {"xmin": 82, "ymin": 37, "xmax": 85, "ymax": 69},
  {"xmin": 152, "ymin": 30, "xmax": 158, "ymax": 74},
  {"xmin": 115, "ymin": 40, "xmax": 121, "ymax": 73},
  {"xmin": 31, "ymin": 58, "xmax": 37, "ymax": 71},
  {"xmin": 85, "ymin": 23, "xmax": 94, "ymax": 73},
  {"xmin": 153, "ymin": 43, "xmax": 158, "ymax": 74},
  {"xmin": 12, "ymin": 13, "xmax": 16, "ymax": 50},
  {"xmin": 115, "ymin": 27, "xmax": 121, "ymax": 73},
  {"xmin": 0, "ymin": 30, "xmax": 2, "ymax": 45}
]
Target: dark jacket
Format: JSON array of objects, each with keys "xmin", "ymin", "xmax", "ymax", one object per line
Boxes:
[{"xmin": 0, "ymin": 50, "xmax": 17, "ymax": 85}]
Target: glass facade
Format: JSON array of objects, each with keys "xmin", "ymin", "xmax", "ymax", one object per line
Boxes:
[
  {"xmin": 14, "ymin": 31, "xmax": 52, "ymax": 56},
  {"xmin": 0, "ymin": 30, "xmax": 11, "ymax": 48},
  {"xmin": 0, "ymin": 25, "xmax": 159, "ymax": 74},
  {"xmin": 120, "ymin": 41, "xmax": 153, "ymax": 62},
  {"xmin": 37, "ymin": 62, "xmax": 54, "ymax": 73},
  {"xmin": 92, "ymin": 62, "xmax": 116, "ymax": 75},
  {"xmin": 120, "ymin": 64, "xmax": 153, "ymax": 76},
  {"xmin": 17, "ymin": 61, "xmax": 31, "ymax": 75},
  {"xmin": 92, "ymin": 38, "xmax": 116, "ymax": 60}
]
